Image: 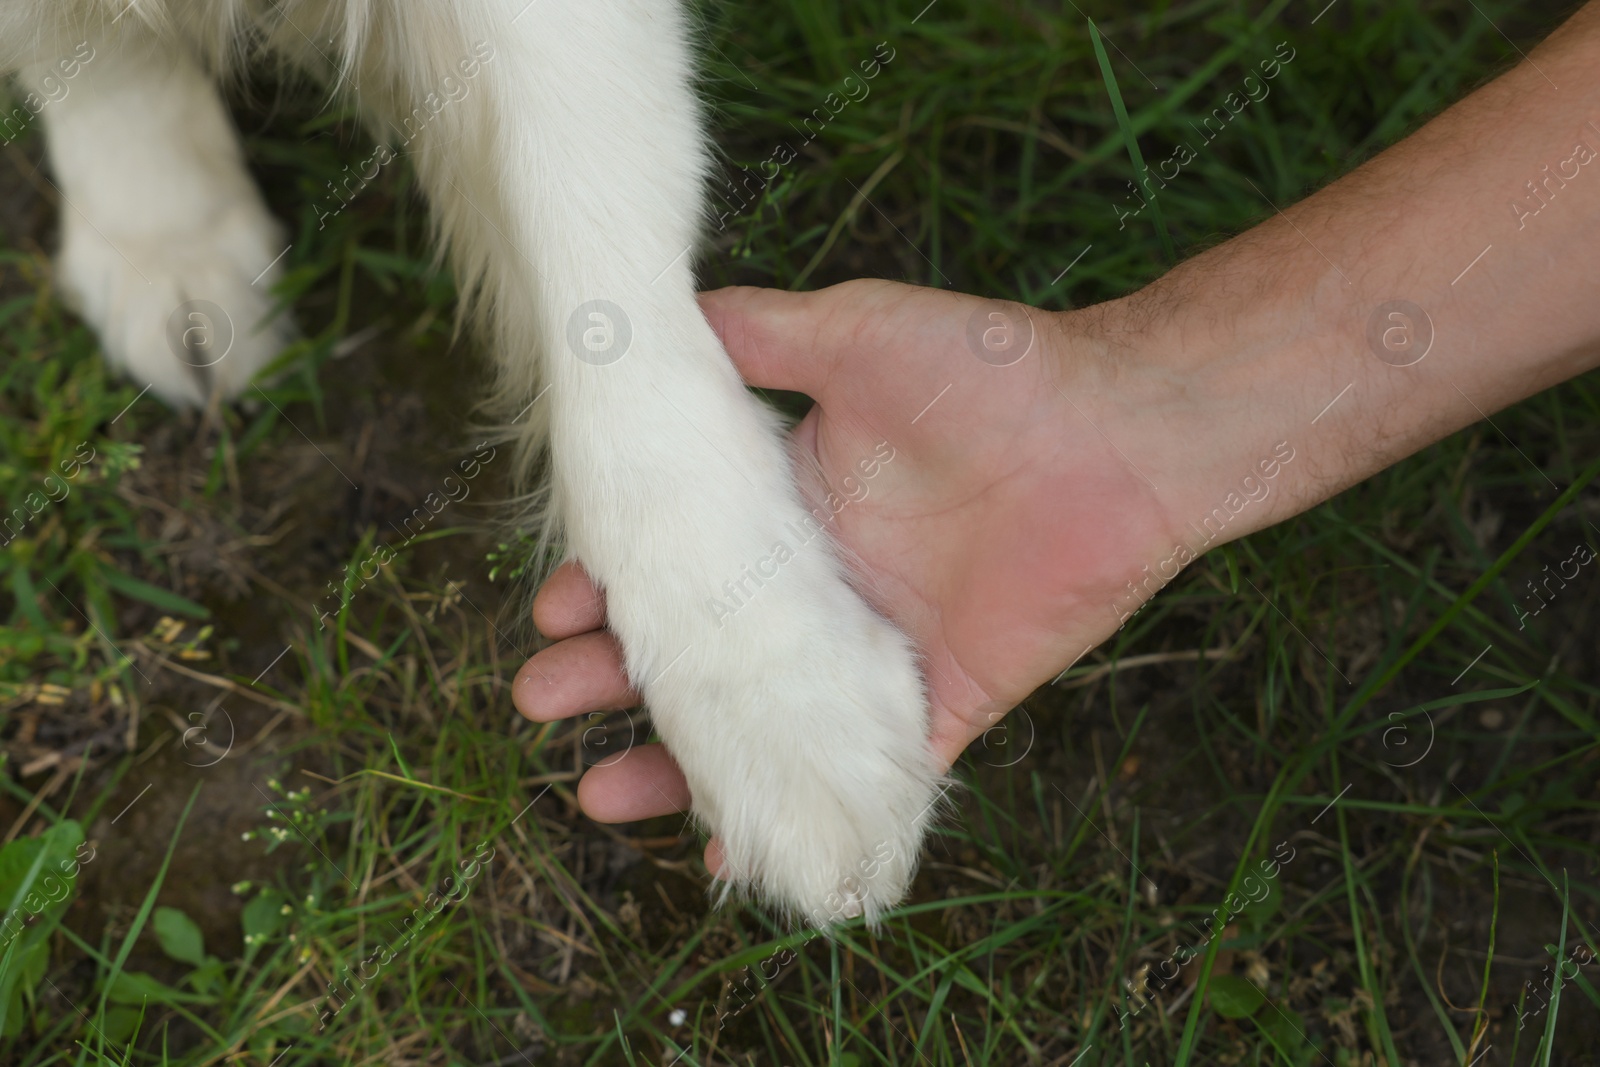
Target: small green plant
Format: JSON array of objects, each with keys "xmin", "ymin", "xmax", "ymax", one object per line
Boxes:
[
  {"xmin": 486, "ymin": 529, "xmax": 547, "ymax": 583},
  {"xmin": 101, "ymin": 907, "xmax": 222, "ymax": 1041},
  {"xmin": 0, "ymin": 819, "xmax": 89, "ymax": 1038},
  {"xmin": 0, "ymin": 249, "xmax": 198, "ymax": 693}
]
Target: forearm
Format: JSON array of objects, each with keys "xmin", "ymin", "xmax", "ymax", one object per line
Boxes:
[{"xmin": 1090, "ymin": 3, "xmax": 1600, "ymax": 539}]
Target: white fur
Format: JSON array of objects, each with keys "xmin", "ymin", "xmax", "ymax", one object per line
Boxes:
[
  {"xmin": 3, "ymin": 0, "xmax": 943, "ymax": 926},
  {"xmin": 14, "ymin": 32, "xmax": 292, "ymax": 405}
]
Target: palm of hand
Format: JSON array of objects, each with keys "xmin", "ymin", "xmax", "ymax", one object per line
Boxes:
[
  {"xmin": 761, "ymin": 280, "xmax": 1179, "ymax": 763},
  {"xmin": 515, "ymin": 279, "xmax": 1183, "ymax": 841}
]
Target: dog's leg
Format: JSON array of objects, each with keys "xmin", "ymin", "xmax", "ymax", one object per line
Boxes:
[
  {"xmin": 346, "ymin": 1, "xmax": 941, "ymax": 924},
  {"xmin": 18, "ymin": 29, "xmax": 292, "ymax": 406}
]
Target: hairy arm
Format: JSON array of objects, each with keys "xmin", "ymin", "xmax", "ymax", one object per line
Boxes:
[{"xmin": 1097, "ymin": 3, "xmax": 1600, "ymax": 541}]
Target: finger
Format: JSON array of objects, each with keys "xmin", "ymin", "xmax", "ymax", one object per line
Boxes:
[
  {"xmin": 928, "ymin": 718, "xmax": 974, "ymax": 772},
  {"xmin": 704, "ymin": 837, "xmax": 726, "ymax": 880},
  {"xmin": 531, "ymin": 560, "xmax": 606, "ymax": 639},
  {"xmin": 578, "ymin": 742, "xmax": 692, "ymax": 823},
  {"xmin": 926, "ymin": 692, "xmax": 1019, "ymax": 773},
  {"xmin": 513, "ymin": 631, "xmax": 639, "ymax": 722},
  {"xmin": 699, "ymin": 285, "xmax": 838, "ymax": 395}
]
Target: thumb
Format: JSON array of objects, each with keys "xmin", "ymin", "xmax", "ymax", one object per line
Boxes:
[{"xmin": 698, "ymin": 285, "xmax": 839, "ymax": 395}]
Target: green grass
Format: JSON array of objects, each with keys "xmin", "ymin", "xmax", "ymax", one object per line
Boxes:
[{"xmin": 2, "ymin": 0, "xmax": 1599, "ymax": 1064}]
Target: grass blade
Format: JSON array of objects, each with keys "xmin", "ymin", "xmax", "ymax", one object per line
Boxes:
[
  {"xmin": 92, "ymin": 783, "xmax": 201, "ymax": 1058},
  {"xmin": 1087, "ymin": 18, "xmax": 1176, "ymax": 263},
  {"xmin": 1465, "ymin": 850, "xmax": 1499, "ymax": 1064},
  {"xmin": 1536, "ymin": 871, "xmax": 1570, "ymax": 1067}
]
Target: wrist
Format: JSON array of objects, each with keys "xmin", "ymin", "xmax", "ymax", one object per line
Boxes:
[
  {"xmin": 1081, "ymin": 161, "xmax": 1600, "ymax": 551},
  {"xmin": 1047, "ymin": 282, "xmax": 1331, "ymax": 556},
  {"xmin": 1123, "ymin": 257, "xmax": 1360, "ymax": 538}
]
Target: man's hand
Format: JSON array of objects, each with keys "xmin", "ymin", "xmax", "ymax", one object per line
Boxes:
[{"xmin": 513, "ymin": 280, "xmax": 1209, "ymax": 869}]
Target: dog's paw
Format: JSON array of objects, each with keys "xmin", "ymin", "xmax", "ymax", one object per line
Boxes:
[
  {"xmin": 637, "ymin": 567, "xmax": 945, "ymax": 928},
  {"xmin": 56, "ymin": 198, "xmax": 293, "ymax": 407}
]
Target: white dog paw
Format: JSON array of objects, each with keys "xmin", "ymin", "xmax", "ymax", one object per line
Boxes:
[
  {"xmin": 637, "ymin": 569, "xmax": 946, "ymax": 928},
  {"xmin": 56, "ymin": 201, "xmax": 293, "ymax": 408}
]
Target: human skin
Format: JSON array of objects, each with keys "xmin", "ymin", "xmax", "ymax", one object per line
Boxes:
[{"xmin": 513, "ymin": 4, "xmax": 1600, "ymax": 873}]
